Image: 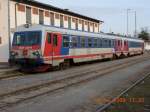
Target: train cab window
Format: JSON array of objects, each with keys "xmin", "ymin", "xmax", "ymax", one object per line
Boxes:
[
  {"xmin": 47, "ymin": 33, "xmax": 51, "ymax": 44},
  {"xmin": 80, "ymin": 37, "xmax": 85, "ymax": 48},
  {"xmin": 63, "ymin": 36, "xmax": 69, "ymax": 47},
  {"xmin": 88, "ymin": 38, "xmax": 92, "ymax": 47},
  {"xmin": 53, "ymin": 34, "xmax": 58, "ymax": 46}
]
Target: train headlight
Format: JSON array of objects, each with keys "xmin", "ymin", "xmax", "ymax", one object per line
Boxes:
[{"xmin": 32, "ymin": 51, "xmax": 40, "ymax": 57}]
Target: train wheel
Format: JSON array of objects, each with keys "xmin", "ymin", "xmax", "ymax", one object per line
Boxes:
[
  {"xmin": 112, "ymin": 54, "xmax": 117, "ymax": 60},
  {"xmin": 59, "ymin": 60, "xmax": 70, "ymax": 70}
]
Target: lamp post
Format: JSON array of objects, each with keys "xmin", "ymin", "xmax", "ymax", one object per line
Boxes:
[
  {"xmin": 134, "ymin": 11, "xmax": 137, "ymax": 38},
  {"xmin": 127, "ymin": 9, "xmax": 137, "ymax": 37}
]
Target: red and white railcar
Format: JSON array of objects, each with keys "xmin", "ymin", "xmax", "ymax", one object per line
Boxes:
[{"xmin": 10, "ymin": 25, "xmax": 144, "ymax": 70}]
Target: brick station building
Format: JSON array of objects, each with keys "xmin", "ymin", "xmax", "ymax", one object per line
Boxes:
[{"xmin": 0, "ymin": 0, "xmax": 103, "ymax": 62}]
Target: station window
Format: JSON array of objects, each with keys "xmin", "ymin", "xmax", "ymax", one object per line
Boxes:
[
  {"xmin": 88, "ymin": 38, "xmax": 92, "ymax": 47},
  {"xmin": 64, "ymin": 16, "xmax": 68, "ymax": 21},
  {"xmin": 72, "ymin": 18, "xmax": 76, "ymax": 23},
  {"xmin": 95, "ymin": 24, "xmax": 98, "ymax": 27},
  {"xmin": 80, "ymin": 37, "xmax": 85, "ymax": 48},
  {"xmin": 39, "ymin": 10, "xmax": 44, "ymax": 24},
  {"xmin": 93, "ymin": 23, "xmax": 95, "ymax": 32},
  {"xmin": 50, "ymin": 12, "xmax": 54, "ymax": 26},
  {"xmin": 26, "ymin": 6, "xmax": 32, "ymax": 24},
  {"xmin": 55, "ymin": 13, "xmax": 60, "ymax": 19},
  {"xmin": 79, "ymin": 20, "xmax": 82, "ymax": 24},
  {"xmin": 32, "ymin": 8, "xmax": 38, "ymax": 15},
  {"xmin": 75, "ymin": 19, "xmax": 78, "ymax": 30},
  {"xmin": 45, "ymin": 11, "xmax": 50, "ymax": 17},
  {"xmin": 60, "ymin": 15, "xmax": 64, "ymax": 28},
  {"xmin": 63, "ymin": 36, "xmax": 70, "ymax": 47},
  {"xmin": 88, "ymin": 22, "xmax": 90, "ymax": 32},
  {"xmin": 18, "ymin": 4, "xmax": 25, "ymax": 12},
  {"xmin": 82, "ymin": 20, "xmax": 84, "ymax": 31},
  {"xmin": 68, "ymin": 17, "xmax": 71, "ymax": 29},
  {"xmin": 84, "ymin": 21, "xmax": 87, "ymax": 25}
]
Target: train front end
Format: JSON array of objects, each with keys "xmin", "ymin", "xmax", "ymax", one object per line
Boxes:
[{"xmin": 10, "ymin": 30, "xmax": 43, "ymax": 67}]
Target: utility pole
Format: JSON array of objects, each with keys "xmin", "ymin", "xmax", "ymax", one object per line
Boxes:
[
  {"xmin": 134, "ymin": 11, "xmax": 137, "ymax": 38},
  {"xmin": 127, "ymin": 9, "xmax": 131, "ymax": 36}
]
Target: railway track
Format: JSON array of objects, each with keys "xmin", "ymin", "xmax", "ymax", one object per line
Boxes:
[
  {"xmin": 0, "ymin": 71, "xmax": 25, "ymax": 80},
  {"xmin": 0, "ymin": 54, "xmax": 147, "ymax": 81},
  {"xmin": 0, "ymin": 55, "xmax": 149, "ymax": 109},
  {"xmin": 95, "ymin": 72, "xmax": 150, "ymax": 112}
]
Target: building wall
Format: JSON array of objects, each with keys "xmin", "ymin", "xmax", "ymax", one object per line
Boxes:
[
  {"xmin": 0, "ymin": 0, "xmax": 9, "ymax": 62},
  {"xmin": 10, "ymin": 1, "xmax": 101, "ymax": 33},
  {"xmin": 64, "ymin": 15, "xmax": 68, "ymax": 28}
]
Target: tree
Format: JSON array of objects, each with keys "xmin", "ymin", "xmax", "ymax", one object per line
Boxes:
[{"xmin": 138, "ymin": 28, "xmax": 150, "ymax": 41}]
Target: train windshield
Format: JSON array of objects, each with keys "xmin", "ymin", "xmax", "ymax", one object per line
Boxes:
[{"xmin": 12, "ymin": 31, "xmax": 41, "ymax": 46}]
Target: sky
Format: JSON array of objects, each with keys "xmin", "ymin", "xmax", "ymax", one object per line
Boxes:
[{"xmin": 36, "ymin": 0, "xmax": 150, "ymax": 36}]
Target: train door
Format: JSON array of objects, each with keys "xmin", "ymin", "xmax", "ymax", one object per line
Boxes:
[
  {"xmin": 123, "ymin": 40, "xmax": 129, "ymax": 51},
  {"xmin": 115, "ymin": 39, "xmax": 121, "ymax": 52},
  {"xmin": 44, "ymin": 32, "xmax": 62, "ymax": 58}
]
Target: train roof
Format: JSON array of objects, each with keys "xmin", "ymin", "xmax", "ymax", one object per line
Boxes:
[{"xmin": 16, "ymin": 24, "xmax": 144, "ymax": 43}]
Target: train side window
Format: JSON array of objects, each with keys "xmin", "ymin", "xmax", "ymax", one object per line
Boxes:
[
  {"xmin": 99, "ymin": 39, "xmax": 102, "ymax": 48},
  {"xmin": 109, "ymin": 40, "xmax": 111, "ymax": 47},
  {"xmin": 102, "ymin": 39, "xmax": 105, "ymax": 48},
  {"xmin": 47, "ymin": 33, "xmax": 51, "ymax": 44},
  {"xmin": 71, "ymin": 37, "xmax": 78, "ymax": 48},
  {"xmin": 63, "ymin": 36, "xmax": 69, "ymax": 47},
  {"xmin": 94, "ymin": 38, "xmax": 98, "ymax": 47},
  {"xmin": 81, "ymin": 37, "xmax": 85, "ymax": 48},
  {"xmin": 112, "ymin": 40, "xmax": 114, "ymax": 47},
  {"xmin": 88, "ymin": 37, "xmax": 92, "ymax": 47},
  {"xmin": 104, "ymin": 39, "xmax": 108, "ymax": 48},
  {"xmin": 53, "ymin": 34, "xmax": 58, "ymax": 46}
]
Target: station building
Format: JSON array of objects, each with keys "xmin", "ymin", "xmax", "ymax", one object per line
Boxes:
[{"xmin": 0, "ymin": 0, "xmax": 103, "ymax": 63}]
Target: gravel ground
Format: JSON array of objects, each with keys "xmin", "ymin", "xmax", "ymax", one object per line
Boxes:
[
  {"xmin": 1, "ymin": 55, "xmax": 150, "ymax": 112},
  {"xmin": 105, "ymin": 74, "xmax": 150, "ymax": 112}
]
